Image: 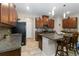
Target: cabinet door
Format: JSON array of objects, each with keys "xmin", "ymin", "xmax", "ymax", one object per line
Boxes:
[
  {"xmin": 42, "ymin": 17, "xmax": 48, "ymax": 25},
  {"xmin": 63, "ymin": 20, "xmax": 66, "ymax": 28},
  {"xmin": 62, "ymin": 19, "xmax": 69, "ymax": 28},
  {"xmin": 35, "ymin": 18, "xmax": 38, "ymax": 28},
  {"xmin": 36, "ymin": 18, "xmax": 40, "ymax": 28},
  {"xmin": 9, "ymin": 4, "xmax": 17, "ymax": 26},
  {"xmin": 1, "ymin": 4, "xmax": 9, "ymax": 24},
  {"xmin": 48, "ymin": 20, "xmax": 54, "ymax": 28},
  {"xmin": 36, "ymin": 18, "xmax": 43, "ymax": 28},
  {"xmin": 68, "ymin": 17, "xmax": 77, "ymax": 28},
  {"xmin": 12, "ymin": 5, "xmax": 17, "ymax": 26},
  {"xmin": 39, "ymin": 19, "xmax": 43, "ymax": 28}
]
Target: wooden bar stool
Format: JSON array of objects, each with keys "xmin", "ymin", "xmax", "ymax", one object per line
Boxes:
[
  {"xmin": 69, "ymin": 32, "xmax": 79, "ymax": 55},
  {"xmin": 55, "ymin": 36, "xmax": 69, "ymax": 56}
]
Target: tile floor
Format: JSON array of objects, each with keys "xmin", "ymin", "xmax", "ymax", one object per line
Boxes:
[
  {"xmin": 21, "ymin": 39, "xmax": 45, "ymax": 56},
  {"xmin": 21, "ymin": 38, "xmax": 79, "ymax": 56}
]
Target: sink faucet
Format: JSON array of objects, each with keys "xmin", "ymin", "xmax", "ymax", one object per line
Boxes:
[{"xmin": 3, "ymin": 34, "xmax": 8, "ymax": 39}]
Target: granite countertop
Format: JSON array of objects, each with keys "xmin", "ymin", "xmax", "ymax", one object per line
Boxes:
[
  {"xmin": 61, "ymin": 30, "xmax": 77, "ymax": 33},
  {"xmin": 41, "ymin": 33, "xmax": 63, "ymax": 41},
  {"xmin": 41, "ymin": 33, "xmax": 72, "ymax": 41},
  {"xmin": 0, "ymin": 33, "xmax": 22, "ymax": 53}
]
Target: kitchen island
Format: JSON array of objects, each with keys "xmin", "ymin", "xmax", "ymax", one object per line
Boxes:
[
  {"xmin": 41, "ymin": 33, "xmax": 64, "ymax": 56},
  {"xmin": 0, "ymin": 33, "xmax": 22, "ymax": 56},
  {"xmin": 41, "ymin": 32, "xmax": 73, "ymax": 56}
]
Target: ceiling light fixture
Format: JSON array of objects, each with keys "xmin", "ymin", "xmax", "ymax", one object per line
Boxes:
[
  {"xmin": 66, "ymin": 11, "xmax": 70, "ymax": 14},
  {"xmin": 49, "ymin": 6, "xmax": 56, "ymax": 16},
  {"xmin": 52, "ymin": 10, "xmax": 54, "ymax": 16},
  {"xmin": 53, "ymin": 6, "xmax": 56, "ymax": 10},
  {"xmin": 49, "ymin": 12, "xmax": 51, "ymax": 15},
  {"xmin": 63, "ymin": 13, "xmax": 66, "ymax": 18},
  {"xmin": 63, "ymin": 4, "xmax": 66, "ymax": 7},
  {"xmin": 26, "ymin": 6, "xmax": 30, "ymax": 10}
]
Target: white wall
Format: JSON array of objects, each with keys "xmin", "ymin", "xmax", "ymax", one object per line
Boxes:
[
  {"xmin": 16, "ymin": 10, "xmax": 35, "ymax": 39},
  {"xmin": 18, "ymin": 17, "xmax": 34, "ymax": 39},
  {"xmin": 25, "ymin": 18, "xmax": 33, "ymax": 38}
]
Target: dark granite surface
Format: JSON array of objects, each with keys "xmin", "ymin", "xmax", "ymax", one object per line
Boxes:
[
  {"xmin": 40, "ymin": 33, "xmax": 72, "ymax": 41},
  {"xmin": 0, "ymin": 33, "xmax": 22, "ymax": 53},
  {"xmin": 42, "ymin": 33, "xmax": 63, "ymax": 41}
]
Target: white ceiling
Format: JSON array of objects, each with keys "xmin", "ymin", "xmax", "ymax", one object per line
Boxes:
[{"xmin": 15, "ymin": 3, "xmax": 79, "ymax": 18}]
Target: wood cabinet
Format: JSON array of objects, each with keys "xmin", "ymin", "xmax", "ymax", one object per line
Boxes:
[
  {"xmin": 68, "ymin": 17, "xmax": 77, "ymax": 28},
  {"xmin": 62, "ymin": 17, "xmax": 77, "ymax": 28},
  {"xmin": 35, "ymin": 18, "xmax": 38, "ymax": 28},
  {"xmin": 35, "ymin": 17, "xmax": 43, "ymax": 28},
  {"xmin": 48, "ymin": 19, "xmax": 54, "ymax": 28},
  {"xmin": 35, "ymin": 32, "xmax": 42, "ymax": 50},
  {"xmin": 38, "ymin": 35, "xmax": 42, "ymax": 50},
  {"xmin": 35, "ymin": 15, "xmax": 55, "ymax": 29},
  {"xmin": 42, "ymin": 16, "xmax": 48, "ymax": 25},
  {"xmin": 0, "ymin": 48, "xmax": 21, "ymax": 56},
  {"xmin": 39, "ymin": 18, "xmax": 43, "ymax": 28},
  {"xmin": 62, "ymin": 19, "xmax": 68, "ymax": 28},
  {"xmin": 0, "ymin": 3, "xmax": 17, "ymax": 27},
  {"xmin": 0, "ymin": 3, "xmax": 9, "ymax": 24},
  {"xmin": 35, "ymin": 17, "xmax": 54, "ymax": 28},
  {"xmin": 9, "ymin": 4, "xmax": 17, "ymax": 26}
]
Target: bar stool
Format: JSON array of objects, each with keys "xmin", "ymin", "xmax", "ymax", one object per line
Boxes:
[
  {"xmin": 69, "ymin": 32, "xmax": 79, "ymax": 55},
  {"xmin": 55, "ymin": 36, "xmax": 69, "ymax": 56}
]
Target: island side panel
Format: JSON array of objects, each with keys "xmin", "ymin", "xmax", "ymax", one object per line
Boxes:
[{"xmin": 42, "ymin": 37, "xmax": 57, "ymax": 56}]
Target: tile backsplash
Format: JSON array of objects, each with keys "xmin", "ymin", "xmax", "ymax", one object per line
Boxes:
[
  {"xmin": 0, "ymin": 27, "xmax": 11, "ymax": 39},
  {"xmin": 62, "ymin": 28, "xmax": 78, "ymax": 32}
]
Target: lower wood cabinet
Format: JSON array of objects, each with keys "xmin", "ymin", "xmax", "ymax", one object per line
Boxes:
[
  {"xmin": 35, "ymin": 32, "xmax": 42, "ymax": 50},
  {"xmin": 38, "ymin": 35, "xmax": 42, "ymax": 50},
  {"xmin": 0, "ymin": 48, "xmax": 21, "ymax": 56}
]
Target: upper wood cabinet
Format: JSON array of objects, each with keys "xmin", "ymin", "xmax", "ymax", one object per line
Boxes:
[
  {"xmin": 35, "ymin": 15, "xmax": 54, "ymax": 29},
  {"xmin": 42, "ymin": 15, "xmax": 48, "ymax": 25},
  {"xmin": 0, "ymin": 3, "xmax": 9, "ymax": 24},
  {"xmin": 62, "ymin": 19, "xmax": 68, "ymax": 28},
  {"xmin": 68, "ymin": 17, "xmax": 77, "ymax": 28},
  {"xmin": 48, "ymin": 19, "xmax": 54, "ymax": 28},
  {"xmin": 0, "ymin": 3, "xmax": 17, "ymax": 27},
  {"xmin": 35, "ymin": 18, "xmax": 38, "ymax": 28},
  {"xmin": 9, "ymin": 4, "xmax": 17, "ymax": 26},
  {"xmin": 62, "ymin": 17, "xmax": 77, "ymax": 28},
  {"xmin": 35, "ymin": 15, "xmax": 49, "ymax": 28},
  {"xmin": 35, "ymin": 17, "xmax": 43, "ymax": 28}
]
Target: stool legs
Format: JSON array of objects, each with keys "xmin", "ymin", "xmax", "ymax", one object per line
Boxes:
[
  {"xmin": 55, "ymin": 44, "xmax": 69, "ymax": 56},
  {"xmin": 55, "ymin": 44, "xmax": 59, "ymax": 56},
  {"xmin": 65, "ymin": 45, "xmax": 69, "ymax": 56}
]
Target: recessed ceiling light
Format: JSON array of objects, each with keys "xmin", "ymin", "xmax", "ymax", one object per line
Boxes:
[
  {"xmin": 53, "ymin": 6, "xmax": 56, "ymax": 10},
  {"xmin": 63, "ymin": 4, "xmax": 66, "ymax": 7},
  {"xmin": 26, "ymin": 6, "xmax": 30, "ymax": 10},
  {"xmin": 66, "ymin": 11, "xmax": 70, "ymax": 14},
  {"xmin": 52, "ymin": 10, "xmax": 54, "ymax": 16},
  {"xmin": 49, "ymin": 12, "xmax": 51, "ymax": 15},
  {"xmin": 63, "ymin": 13, "xmax": 66, "ymax": 18}
]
